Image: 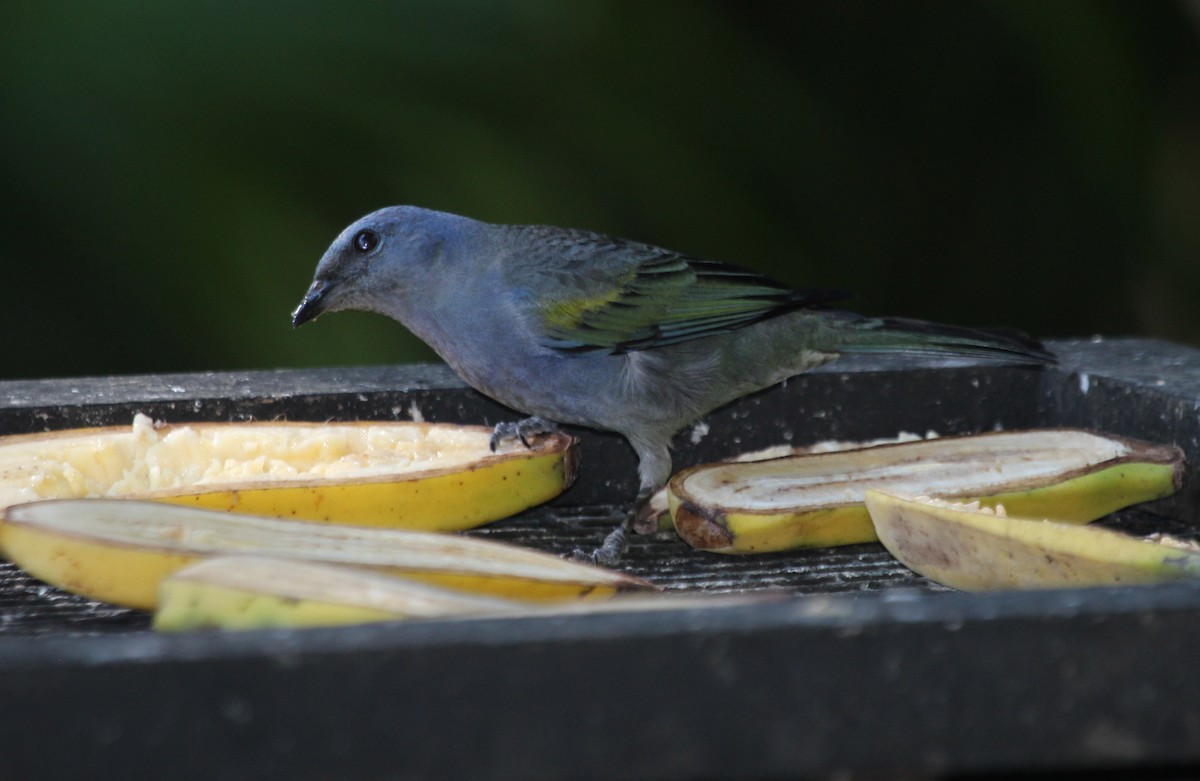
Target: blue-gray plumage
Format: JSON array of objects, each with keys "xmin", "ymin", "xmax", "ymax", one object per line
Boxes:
[{"xmin": 292, "ymin": 206, "xmax": 1053, "ymax": 563}]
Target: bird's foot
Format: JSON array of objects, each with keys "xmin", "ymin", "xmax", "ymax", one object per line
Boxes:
[
  {"xmin": 489, "ymin": 416, "xmax": 559, "ymax": 452},
  {"xmin": 572, "ymin": 487, "xmax": 657, "ymax": 566},
  {"xmin": 572, "ymin": 523, "xmax": 629, "ymax": 568}
]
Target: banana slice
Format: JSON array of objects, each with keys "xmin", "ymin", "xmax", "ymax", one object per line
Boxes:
[
  {"xmin": 0, "ymin": 414, "xmax": 577, "ymax": 531},
  {"xmin": 668, "ymin": 430, "xmax": 1184, "ymax": 553},
  {"xmin": 864, "ymin": 490, "xmax": 1200, "ymax": 590},
  {"xmin": 155, "ymin": 555, "xmax": 771, "ymax": 632},
  {"xmin": 154, "ymin": 556, "xmax": 528, "ymax": 630},
  {"xmin": 0, "ymin": 499, "xmax": 653, "ymax": 609}
]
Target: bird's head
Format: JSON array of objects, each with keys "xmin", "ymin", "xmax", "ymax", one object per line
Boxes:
[{"xmin": 291, "ymin": 205, "xmax": 473, "ymax": 328}]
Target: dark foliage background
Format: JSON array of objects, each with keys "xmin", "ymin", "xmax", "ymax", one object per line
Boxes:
[{"xmin": 3, "ymin": 1, "xmax": 1198, "ymax": 380}]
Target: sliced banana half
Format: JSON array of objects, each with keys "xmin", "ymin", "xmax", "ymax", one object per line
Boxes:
[
  {"xmin": 155, "ymin": 555, "xmax": 770, "ymax": 632},
  {"xmin": 0, "ymin": 413, "xmax": 578, "ymax": 531},
  {"xmin": 0, "ymin": 498, "xmax": 653, "ymax": 609},
  {"xmin": 864, "ymin": 490, "xmax": 1200, "ymax": 590},
  {"xmin": 668, "ymin": 429, "xmax": 1184, "ymax": 553}
]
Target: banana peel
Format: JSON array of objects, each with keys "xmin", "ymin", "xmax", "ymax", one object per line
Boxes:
[
  {"xmin": 668, "ymin": 430, "xmax": 1184, "ymax": 553},
  {"xmin": 0, "ymin": 414, "xmax": 578, "ymax": 531},
  {"xmin": 154, "ymin": 555, "xmax": 770, "ymax": 632},
  {"xmin": 154, "ymin": 556, "xmax": 529, "ymax": 630},
  {"xmin": 864, "ymin": 490, "xmax": 1200, "ymax": 590},
  {"xmin": 0, "ymin": 498, "xmax": 654, "ymax": 610}
]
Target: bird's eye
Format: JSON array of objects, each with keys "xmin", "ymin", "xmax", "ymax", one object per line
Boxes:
[{"xmin": 353, "ymin": 229, "xmax": 380, "ymax": 254}]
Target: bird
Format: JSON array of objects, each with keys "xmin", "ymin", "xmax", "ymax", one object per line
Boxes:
[{"xmin": 292, "ymin": 206, "xmax": 1053, "ymax": 564}]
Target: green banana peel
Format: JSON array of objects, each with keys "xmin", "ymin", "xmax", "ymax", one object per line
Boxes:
[{"xmin": 155, "ymin": 555, "xmax": 773, "ymax": 632}]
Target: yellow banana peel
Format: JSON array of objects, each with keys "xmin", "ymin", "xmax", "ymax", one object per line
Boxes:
[
  {"xmin": 668, "ymin": 429, "xmax": 1184, "ymax": 553},
  {"xmin": 0, "ymin": 498, "xmax": 654, "ymax": 609},
  {"xmin": 864, "ymin": 490, "xmax": 1200, "ymax": 590},
  {"xmin": 0, "ymin": 414, "xmax": 578, "ymax": 531}
]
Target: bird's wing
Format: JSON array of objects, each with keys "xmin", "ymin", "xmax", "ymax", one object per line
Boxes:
[{"xmin": 505, "ymin": 227, "xmax": 848, "ymax": 354}]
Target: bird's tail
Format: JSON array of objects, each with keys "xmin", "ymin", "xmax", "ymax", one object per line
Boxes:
[{"xmin": 829, "ymin": 313, "xmax": 1055, "ymax": 365}]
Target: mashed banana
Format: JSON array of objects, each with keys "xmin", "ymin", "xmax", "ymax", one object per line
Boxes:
[{"xmin": 0, "ymin": 414, "xmax": 495, "ymax": 507}]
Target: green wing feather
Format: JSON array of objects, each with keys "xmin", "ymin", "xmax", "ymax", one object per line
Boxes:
[{"xmin": 537, "ymin": 253, "xmax": 847, "ymax": 354}]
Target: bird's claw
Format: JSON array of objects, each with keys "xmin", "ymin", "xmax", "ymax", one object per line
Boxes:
[
  {"xmin": 489, "ymin": 416, "xmax": 559, "ymax": 452},
  {"xmin": 572, "ymin": 524, "xmax": 628, "ymax": 568},
  {"xmin": 573, "ymin": 495, "xmax": 646, "ymax": 566}
]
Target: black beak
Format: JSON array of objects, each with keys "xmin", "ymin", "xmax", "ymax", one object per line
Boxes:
[{"xmin": 291, "ymin": 280, "xmax": 331, "ymax": 328}]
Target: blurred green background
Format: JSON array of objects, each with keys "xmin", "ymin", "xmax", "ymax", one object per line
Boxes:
[{"xmin": 2, "ymin": 1, "xmax": 1198, "ymax": 381}]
